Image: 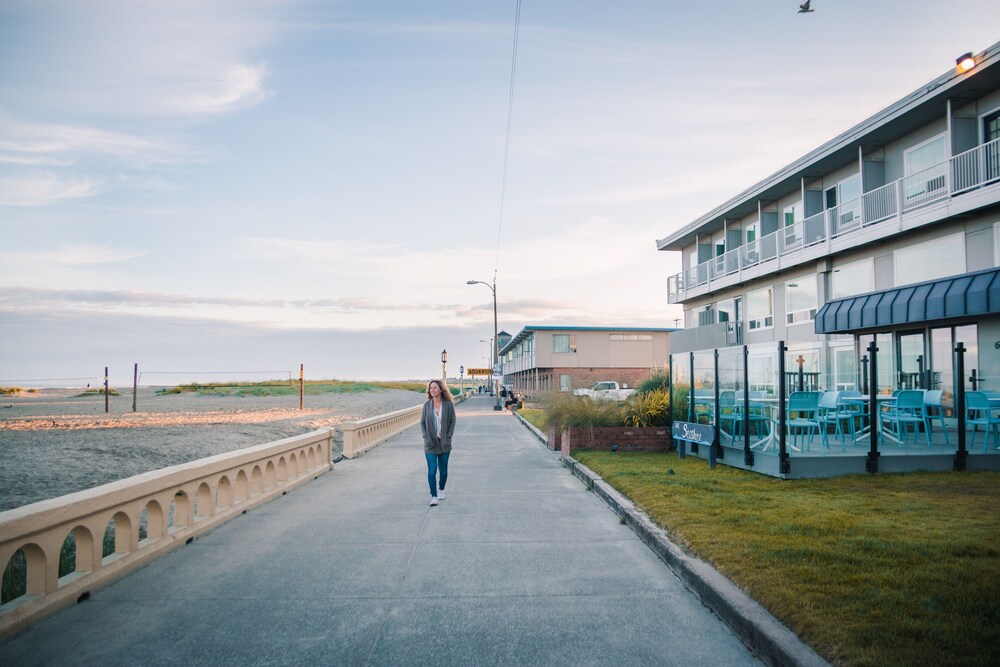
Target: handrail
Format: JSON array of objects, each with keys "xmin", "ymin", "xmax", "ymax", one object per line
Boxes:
[
  {"xmin": 0, "ymin": 428, "xmax": 333, "ymax": 640},
  {"xmin": 341, "ymin": 404, "xmax": 423, "ymax": 459}
]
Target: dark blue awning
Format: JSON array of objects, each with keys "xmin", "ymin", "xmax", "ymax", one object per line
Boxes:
[{"xmin": 815, "ymin": 268, "xmax": 1000, "ymax": 334}]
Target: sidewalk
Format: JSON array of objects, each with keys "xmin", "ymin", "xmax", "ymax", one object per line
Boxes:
[{"xmin": 1, "ymin": 395, "xmax": 760, "ymax": 666}]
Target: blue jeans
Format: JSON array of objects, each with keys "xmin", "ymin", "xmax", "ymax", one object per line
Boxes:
[{"xmin": 425, "ymin": 451, "xmax": 450, "ymax": 497}]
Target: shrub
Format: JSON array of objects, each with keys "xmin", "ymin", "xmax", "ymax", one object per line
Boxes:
[
  {"xmin": 636, "ymin": 370, "xmax": 670, "ymax": 395},
  {"xmin": 622, "ymin": 389, "xmax": 672, "ymax": 427},
  {"xmin": 543, "ymin": 392, "xmax": 623, "ymax": 431}
]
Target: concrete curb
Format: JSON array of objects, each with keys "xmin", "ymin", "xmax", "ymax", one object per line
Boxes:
[{"xmin": 512, "ymin": 414, "xmax": 828, "ymax": 667}]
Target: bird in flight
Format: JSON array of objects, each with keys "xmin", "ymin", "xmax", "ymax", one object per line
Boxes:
[{"xmin": 798, "ymin": 1, "xmax": 814, "ymax": 12}]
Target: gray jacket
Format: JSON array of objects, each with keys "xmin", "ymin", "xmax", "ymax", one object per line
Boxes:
[{"xmin": 421, "ymin": 399, "xmax": 456, "ymax": 454}]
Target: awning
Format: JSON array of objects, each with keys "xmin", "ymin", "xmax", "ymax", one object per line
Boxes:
[{"xmin": 815, "ymin": 267, "xmax": 1000, "ymax": 334}]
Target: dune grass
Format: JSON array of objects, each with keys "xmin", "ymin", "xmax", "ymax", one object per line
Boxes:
[
  {"xmin": 156, "ymin": 379, "xmax": 428, "ymax": 397},
  {"xmin": 75, "ymin": 388, "xmax": 122, "ymax": 397},
  {"xmin": 0, "ymin": 386, "xmax": 37, "ymax": 395},
  {"xmin": 573, "ymin": 451, "xmax": 1000, "ymax": 667}
]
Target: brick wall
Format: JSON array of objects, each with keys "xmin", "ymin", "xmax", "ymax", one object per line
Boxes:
[{"xmin": 560, "ymin": 426, "xmax": 673, "ymax": 456}]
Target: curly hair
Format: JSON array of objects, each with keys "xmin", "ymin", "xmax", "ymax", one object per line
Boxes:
[{"xmin": 426, "ymin": 379, "xmax": 453, "ymax": 402}]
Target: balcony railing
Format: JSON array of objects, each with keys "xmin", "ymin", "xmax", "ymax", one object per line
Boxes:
[{"xmin": 667, "ymin": 137, "xmax": 1000, "ymax": 303}]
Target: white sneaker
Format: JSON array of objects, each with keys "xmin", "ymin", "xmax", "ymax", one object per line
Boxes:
[
  {"xmin": 438, "ymin": 490, "xmax": 446, "ymax": 500},
  {"xmin": 429, "ymin": 497, "xmax": 439, "ymax": 506}
]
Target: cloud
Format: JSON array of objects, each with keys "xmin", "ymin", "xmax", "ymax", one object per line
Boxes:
[
  {"xmin": 0, "ymin": 244, "xmax": 147, "ymax": 267},
  {"xmin": 154, "ymin": 63, "xmax": 271, "ymax": 116},
  {"xmin": 0, "ymin": 173, "xmax": 102, "ymax": 206}
]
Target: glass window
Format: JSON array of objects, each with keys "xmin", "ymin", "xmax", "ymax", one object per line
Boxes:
[
  {"xmin": 783, "ymin": 201, "xmax": 801, "ymax": 227},
  {"xmin": 747, "ymin": 287, "xmax": 773, "ymax": 330},
  {"xmin": 786, "ymin": 277, "xmax": 818, "ymax": 325},
  {"xmin": 559, "ymin": 374, "xmax": 572, "ymax": 392},
  {"xmin": 894, "ymin": 233, "xmax": 965, "ymax": 287},
  {"xmin": 717, "ymin": 298, "xmax": 736, "ymax": 323},
  {"xmin": 831, "ymin": 259, "xmax": 874, "ymax": 299},
  {"xmin": 839, "ymin": 175, "xmax": 860, "ymax": 204},
  {"xmin": 552, "ymin": 334, "xmax": 577, "ymax": 353},
  {"xmin": 904, "ymin": 135, "xmax": 946, "ymax": 176},
  {"xmin": 745, "ymin": 223, "xmax": 757, "ymax": 243}
]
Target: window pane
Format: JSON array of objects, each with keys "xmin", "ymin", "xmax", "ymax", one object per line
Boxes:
[
  {"xmin": 904, "ymin": 136, "xmax": 945, "ymax": 176},
  {"xmin": 786, "ymin": 277, "xmax": 818, "ymax": 324},
  {"xmin": 553, "ymin": 335, "xmax": 570, "ymax": 353},
  {"xmin": 839, "ymin": 175, "xmax": 860, "ymax": 203},
  {"xmin": 831, "ymin": 259, "xmax": 874, "ymax": 298},
  {"xmin": 895, "ymin": 233, "xmax": 965, "ymax": 287}
]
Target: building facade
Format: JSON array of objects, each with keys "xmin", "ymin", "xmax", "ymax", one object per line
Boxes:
[
  {"xmin": 498, "ymin": 326, "xmax": 672, "ymax": 395},
  {"xmin": 656, "ymin": 43, "xmax": 1000, "ymax": 475}
]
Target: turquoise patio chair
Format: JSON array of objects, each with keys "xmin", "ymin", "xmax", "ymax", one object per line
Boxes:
[
  {"xmin": 816, "ymin": 390, "xmax": 844, "ymax": 450},
  {"xmin": 881, "ymin": 390, "xmax": 929, "ymax": 447},
  {"xmin": 837, "ymin": 389, "xmax": 868, "ymax": 443},
  {"xmin": 718, "ymin": 390, "xmax": 740, "ymax": 444},
  {"xmin": 923, "ymin": 390, "xmax": 949, "ymax": 445},
  {"xmin": 965, "ymin": 391, "xmax": 1000, "ymax": 452},
  {"xmin": 786, "ymin": 391, "xmax": 822, "ymax": 451}
]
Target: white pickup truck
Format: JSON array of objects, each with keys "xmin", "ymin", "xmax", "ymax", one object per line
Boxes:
[{"xmin": 572, "ymin": 381, "xmax": 636, "ymax": 401}]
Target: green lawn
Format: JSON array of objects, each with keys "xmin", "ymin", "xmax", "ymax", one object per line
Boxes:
[
  {"xmin": 573, "ymin": 451, "xmax": 1000, "ymax": 667},
  {"xmin": 518, "ymin": 408, "xmax": 548, "ymax": 431}
]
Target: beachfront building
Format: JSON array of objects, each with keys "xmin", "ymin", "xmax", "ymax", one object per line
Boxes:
[
  {"xmin": 497, "ymin": 325, "xmax": 673, "ymax": 396},
  {"xmin": 657, "ymin": 42, "xmax": 1000, "ymax": 477}
]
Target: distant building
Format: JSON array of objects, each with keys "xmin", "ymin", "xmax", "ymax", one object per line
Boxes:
[{"xmin": 497, "ymin": 326, "xmax": 674, "ymax": 395}]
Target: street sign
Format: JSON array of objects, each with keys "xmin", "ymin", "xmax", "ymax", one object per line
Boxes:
[{"xmin": 465, "ymin": 367, "xmax": 492, "ymax": 376}]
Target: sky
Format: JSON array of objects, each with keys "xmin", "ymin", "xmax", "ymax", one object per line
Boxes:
[{"xmin": 1, "ymin": 1, "xmax": 999, "ymax": 385}]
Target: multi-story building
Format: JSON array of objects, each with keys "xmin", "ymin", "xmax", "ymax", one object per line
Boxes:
[
  {"xmin": 498, "ymin": 325, "xmax": 673, "ymax": 395},
  {"xmin": 657, "ymin": 42, "xmax": 1000, "ymax": 476}
]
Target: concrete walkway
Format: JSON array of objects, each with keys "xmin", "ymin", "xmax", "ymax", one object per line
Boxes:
[{"xmin": 1, "ymin": 395, "xmax": 760, "ymax": 666}]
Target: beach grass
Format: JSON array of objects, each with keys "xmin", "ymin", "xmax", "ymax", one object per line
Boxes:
[
  {"xmin": 157, "ymin": 379, "xmax": 427, "ymax": 397},
  {"xmin": 75, "ymin": 388, "xmax": 122, "ymax": 397},
  {"xmin": 1, "ymin": 386, "xmax": 38, "ymax": 395},
  {"xmin": 572, "ymin": 451, "xmax": 1000, "ymax": 667}
]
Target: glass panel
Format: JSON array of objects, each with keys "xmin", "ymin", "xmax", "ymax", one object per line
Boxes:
[
  {"xmin": 747, "ymin": 287, "xmax": 773, "ymax": 330},
  {"xmin": 839, "ymin": 174, "xmax": 861, "ymax": 203},
  {"xmin": 717, "ymin": 347, "xmax": 744, "ymax": 446},
  {"xmin": 931, "ymin": 327, "xmax": 954, "ymax": 408},
  {"xmin": 671, "ymin": 354, "xmax": 691, "ymax": 424},
  {"xmin": 785, "ymin": 342, "xmax": 822, "ymax": 393},
  {"xmin": 693, "ymin": 351, "xmax": 715, "ymax": 426},
  {"xmin": 956, "ymin": 324, "xmax": 979, "ymax": 390},
  {"xmin": 831, "ymin": 341, "xmax": 858, "ymax": 391},
  {"xmin": 897, "ymin": 331, "xmax": 926, "ymax": 389}
]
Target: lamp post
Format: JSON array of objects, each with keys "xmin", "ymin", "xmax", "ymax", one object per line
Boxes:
[
  {"xmin": 459, "ymin": 365, "xmax": 465, "ymax": 396},
  {"xmin": 468, "ymin": 279, "xmax": 501, "ymax": 410},
  {"xmin": 441, "ymin": 349, "xmax": 448, "ymax": 383}
]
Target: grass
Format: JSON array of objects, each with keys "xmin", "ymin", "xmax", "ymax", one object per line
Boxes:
[
  {"xmin": 156, "ymin": 379, "xmax": 429, "ymax": 397},
  {"xmin": 573, "ymin": 451, "xmax": 1000, "ymax": 667},
  {"xmin": 75, "ymin": 388, "xmax": 122, "ymax": 397},
  {"xmin": 0, "ymin": 386, "xmax": 37, "ymax": 395},
  {"xmin": 519, "ymin": 408, "xmax": 548, "ymax": 431}
]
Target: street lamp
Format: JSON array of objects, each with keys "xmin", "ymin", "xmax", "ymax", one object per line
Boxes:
[
  {"xmin": 441, "ymin": 349, "xmax": 448, "ymax": 383},
  {"xmin": 467, "ymin": 279, "xmax": 501, "ymax": 410},
  {"xmin": 459, "ymin": 365, "xmax": 465, "ymax": 396}
]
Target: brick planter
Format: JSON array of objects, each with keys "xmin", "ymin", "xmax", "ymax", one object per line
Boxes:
[
  {"xmin": 560, "ymin": 426, "xmax": 672, "ymax": 457},
  {"xmin": 546, "ymin": 424, "xmax": 562, "ymax": 451}
]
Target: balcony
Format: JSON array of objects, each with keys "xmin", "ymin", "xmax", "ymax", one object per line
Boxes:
[{"xmin": 667, "ymin": 138, "xmax": 1000, "ymax": 304}]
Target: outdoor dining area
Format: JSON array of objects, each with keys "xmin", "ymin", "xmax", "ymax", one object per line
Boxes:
[{"xmin": 670, "ymin": 340, "xmax": 1000, "ymax": 478}]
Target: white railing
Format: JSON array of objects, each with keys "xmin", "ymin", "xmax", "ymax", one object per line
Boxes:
[
  {"xmin": 0, "ymin": 429, "xmax": 333, "ymax": 640},
  {"xmin": 667, "ymin": 141, "xmax": 1000, "ymax": 303},
  {"xmin": 341, "ymin": 404, "xmax": 423, "ymax": 459}
]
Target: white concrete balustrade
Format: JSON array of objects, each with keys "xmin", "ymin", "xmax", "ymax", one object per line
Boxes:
[
  {"xmin": 341, "ymin": 405, "xmax": 424, "ymax": 458},
  {"xmin": 0, "ymin": 428, "xmax": 333, "ymax": 640}
]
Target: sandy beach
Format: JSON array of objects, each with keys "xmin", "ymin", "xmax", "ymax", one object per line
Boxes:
[{"xmin": 0, "ymin": 386, "xmax": 425, "ymax": 512}]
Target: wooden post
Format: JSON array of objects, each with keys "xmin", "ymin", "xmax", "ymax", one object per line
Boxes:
[
  {"xmin": 132, "ymin": 363, "xmax": 138, "ymax": 412},
  {"xmin": 299, "ymin": 364, "xmax": 304, "ymax": 410},
  {"xmin": 104, "ymin": 366, "xmax": 109, "ymax": 413}
]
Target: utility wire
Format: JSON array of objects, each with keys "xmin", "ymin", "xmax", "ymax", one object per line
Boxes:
[{"xmin": 494, "ymin": 0, "xmax": 522, "ymax": 282}]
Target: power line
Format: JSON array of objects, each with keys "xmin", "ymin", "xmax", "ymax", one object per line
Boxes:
[{"xmin": 494, "ymin": 0, "xmax": 522, "ymax": 281}]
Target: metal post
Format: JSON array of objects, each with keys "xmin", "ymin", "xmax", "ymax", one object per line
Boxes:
[
  {"xmin": 104, "ymin": 366, "xmax": 109, "ymax": 413},
  {"xmin": 132, "ymin": 363, "xmax": 138, "ymax": 412},
  {"xmin": 778, "ymin": 342, "xmax": 789, "ymax": 474},
  {"xmin": 712, "ymin": 348, "xmax": 721, "ymax": 465},
  {"xmin": 689, "ymin": 351, "xmax": 696, "ymax": 454},
  {"xmin": 299, "ymin": 364, "xmax": 304, "ymax": 411},
  {"xmin": 796, "ymin": 355, "xmax": 805, "ymax": 392},
  {"xmin": 955, "ymin": 342, "xmax": 967, "ymax": 471},
  {"xmin": 866, "ymin": 341, "xmax": 880, "ymax": 473},
  {"xmin": 671, "ymin": 357, "xmax": 683, "ymax": 459},
  {"xmin": 743, "ymin": 345, "xmax": 753, "ymax": 467},
  {"xmin": 917, "ymin": 355, "xmax": 924, "ymax": 389}
]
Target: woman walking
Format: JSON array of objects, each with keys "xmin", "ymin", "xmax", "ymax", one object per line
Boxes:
[{"xmin": 421, "ymin": 379, "xmax": 456, "ymax": 506}]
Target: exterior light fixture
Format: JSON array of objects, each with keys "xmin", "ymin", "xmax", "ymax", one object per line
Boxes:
[
  {"xmin": 610, "ymin": 443, "xmax": 619, "ymax": 454},
  {"xmin": 957, "ymin": 52, "xmax": 976, "ymax": 73},
  {"xmin": 441, "ymin": 349, "xmax": 448, "ymax": 382}
]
